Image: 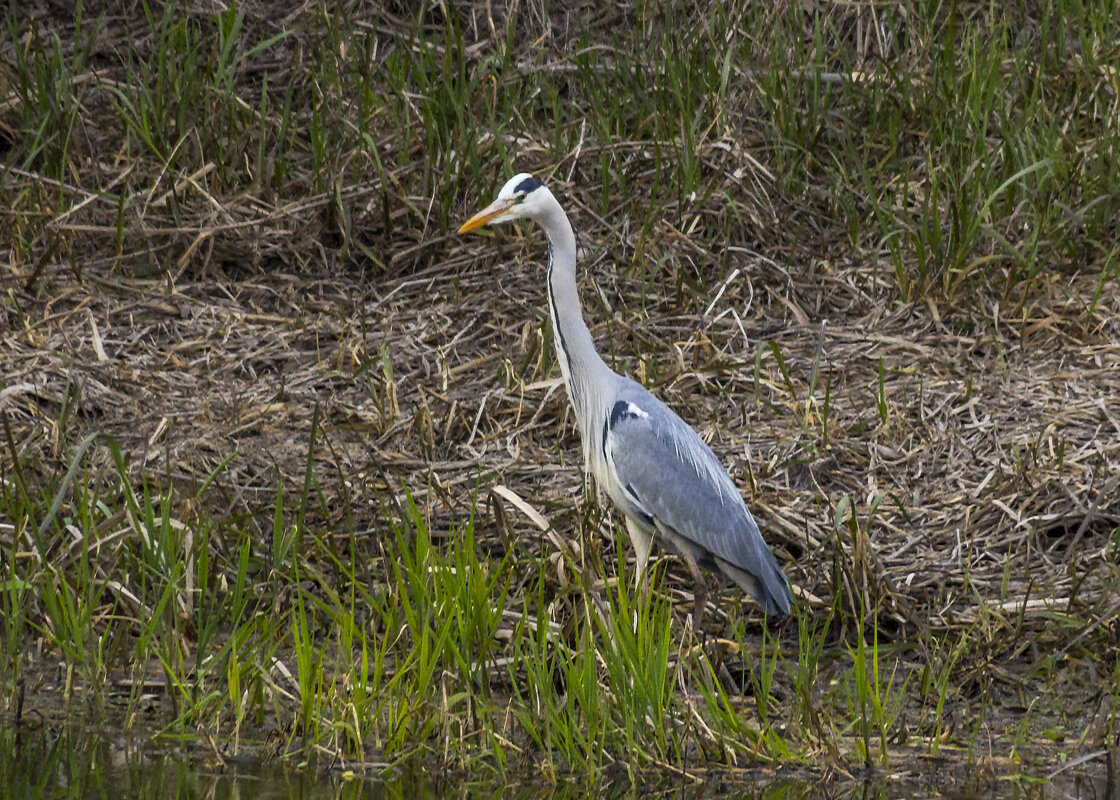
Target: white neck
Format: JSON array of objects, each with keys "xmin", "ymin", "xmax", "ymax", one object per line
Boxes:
[{"xmin": 535, "ymin": 195, "xmax": 615, "ymax": 472}]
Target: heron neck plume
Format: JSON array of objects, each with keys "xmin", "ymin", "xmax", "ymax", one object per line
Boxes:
[{"xmin": 535, "ymin": 194, "xmax": 613, "ymax": 461}]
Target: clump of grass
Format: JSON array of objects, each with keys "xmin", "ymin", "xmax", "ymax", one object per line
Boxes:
[
  {"xmin": 844, "ymin": 613, "xmax": 908, "ymax": 768},
  {"xmin": 830, "ymin": 2, "xmax": 1119, "ymax": 303},
  {"xmin": 590, "ymin": 553, "xmax": 679, "ymax": 770}
]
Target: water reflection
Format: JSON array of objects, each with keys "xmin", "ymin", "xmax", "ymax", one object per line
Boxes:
[
  {"xmin": 4, "ymin": 724, "xmax": 404, "ymax": 800},
  {"xmin": 1, "ymin": 724, "xmax": 1112, "ymax": 799}
]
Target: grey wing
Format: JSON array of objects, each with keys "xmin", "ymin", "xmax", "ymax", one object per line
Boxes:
[{"xmin": 602, "ymin": 388, "xmax": 792, "ymax": 617}]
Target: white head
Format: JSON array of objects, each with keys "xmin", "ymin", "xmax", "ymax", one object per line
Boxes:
[{"xmin": 458, "ymin": 173, "xmax": 553, "ymax": 234}]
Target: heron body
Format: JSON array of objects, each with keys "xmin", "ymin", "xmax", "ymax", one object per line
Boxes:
[{"xmin": 459, "ymin": 174, "xmax": 792, "ymax": 625}]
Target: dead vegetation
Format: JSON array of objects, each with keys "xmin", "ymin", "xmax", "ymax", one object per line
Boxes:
[{"xmin": 6, "ymin": 214, "xmax": 1118, "ymax": 627}]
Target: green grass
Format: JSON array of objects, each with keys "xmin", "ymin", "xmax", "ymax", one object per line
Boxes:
[
  {"xmin": 1, "ymin": 0, "xmax": 1119, "ymax": 789},
  {"xmin": 3, "ymin": 428, "xmax": 1114, "ymax": 778},
  {"xmin": 4, "ymin": 1, "xmax": 1117, "ymax": 296}
]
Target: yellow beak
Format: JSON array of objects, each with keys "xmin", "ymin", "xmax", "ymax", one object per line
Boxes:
[{"xmin": 458, "ymin": 199, "xmax": 513, "ymax": 234}]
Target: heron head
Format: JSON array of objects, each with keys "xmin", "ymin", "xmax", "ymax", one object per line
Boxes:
[{"xmin": 458, "ymin": 173, "xmax": 550, "ymax": 234}]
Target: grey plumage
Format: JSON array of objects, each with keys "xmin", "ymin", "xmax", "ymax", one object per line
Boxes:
[
  {"xmin": 459, "ymin": 173, "xmax": 793, "ymax": 624},
  {"xmin": 602, "ymin": 381, "xmax": 791, "ymax": 617}
]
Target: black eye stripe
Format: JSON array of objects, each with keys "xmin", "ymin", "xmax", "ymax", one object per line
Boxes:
[{"xmin": 513, "ymin": 175, "xmax": 543, "ymax": 195}]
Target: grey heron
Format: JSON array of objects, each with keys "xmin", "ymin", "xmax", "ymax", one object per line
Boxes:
[{"xmin": 459, "ymin": 173, "xmax": 793, "ymax": 628}]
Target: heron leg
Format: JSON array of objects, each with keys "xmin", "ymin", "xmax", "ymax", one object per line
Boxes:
[
  {"xmin": 624, "ymin": 517, "xmax": 654, "ymax": 604},
  {"xmin": 679, "ymin": 549, "xmax": 708, "ymax": 634},
  {"xmin": 678, "ymin": 553, "xmax": 736, "ymax": 688}
]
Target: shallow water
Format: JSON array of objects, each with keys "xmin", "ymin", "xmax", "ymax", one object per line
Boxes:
[{"xmin": 2, "ymin": 723, "xmax": 1114, "ymax": 799}]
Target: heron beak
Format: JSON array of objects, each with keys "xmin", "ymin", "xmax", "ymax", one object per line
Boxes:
[{"xmin": 457, "ymin": 198, "xmax": 514, "ymax": 234}]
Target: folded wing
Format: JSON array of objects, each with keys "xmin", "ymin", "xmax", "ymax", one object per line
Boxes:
[{"xmin": 602, "ymin": 386, "xmax": 792, "ymax": 617}]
